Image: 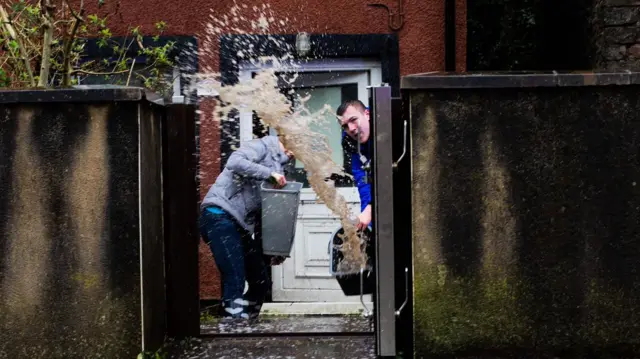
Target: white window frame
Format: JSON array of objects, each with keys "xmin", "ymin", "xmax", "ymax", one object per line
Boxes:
[{"xmin": 171, "ymin": 67, "xmax": 185, "ymax": 104}]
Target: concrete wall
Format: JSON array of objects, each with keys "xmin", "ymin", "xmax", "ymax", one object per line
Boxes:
[
  {"xmin": 0, "ymin": 89, "xmax": 165, "ymax": 358},
  {"xmin": 406, "ymin": 73, "xmax": 640, "ymax": 356}
]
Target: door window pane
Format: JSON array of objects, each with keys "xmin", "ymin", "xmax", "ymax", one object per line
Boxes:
[
  {"xmin": 292, "ymin": 86, "xmax": 343, "ymax": 169},
  {"xmin": 265, "ymin": 80, "xmax": 360, "ymax": 188}
]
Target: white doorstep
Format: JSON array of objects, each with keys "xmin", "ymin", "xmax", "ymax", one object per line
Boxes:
[{"xmin": 261, "ymin": 302, "xmax": 374, "ymax": 315}]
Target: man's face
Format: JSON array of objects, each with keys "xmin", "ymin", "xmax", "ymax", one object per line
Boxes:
[{"xmin": 338, "ymin": 105, "xmax": 370, "ymax": 144}]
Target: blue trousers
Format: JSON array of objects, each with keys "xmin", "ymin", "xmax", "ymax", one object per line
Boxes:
[{"xmin": 199, "ymin": 207, "xmax": 270, "ymax": 318}]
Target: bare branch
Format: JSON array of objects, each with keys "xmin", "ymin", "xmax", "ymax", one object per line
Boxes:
[
  {"xmin": 62, "ymin": 0, "xmax": 84, "ymax": 86},
  {"xmin": 0, "ymin": 5, "xmax": 35, "ymax": 86},
  {"xmin": 110, "ymin": 35, "xmax": 136, "ymax": 74},
  {"xmin": 1, "ymin": 55, "xmax": 10, "ymax": 68},
  {"xmin": 70, "ymin": 68, "xmax": 131, "ymax": 75},
  {"xmin": 126, "ymin": 58, "xmax": 135, "ymax": 86},
  {"xmin": 66, "ymin": 0, "xmax": 84, "ymax": 21},
  {"xmin": 8, "ymin": 6, "xmax": 28, "ymax": 25},
  {"xmin": 53, "ymin": 19, "xmax": 74, "ymax": 26},
  {"xmin": 37, "ymin": 0, "xmax": 56, "ymax": 88},
  {"xmin": 17, "ymin": 32, "xmax": 40, "ymax": 56},
  {"xmin": 77, "ymin": 59, "xmax": 96, "ymax": 68},
  {"xmin": 136, "ymin": 37, "xmax": 145, "ymax": 51}
]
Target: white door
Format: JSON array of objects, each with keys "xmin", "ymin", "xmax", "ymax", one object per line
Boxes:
[{"xmin": 238, "ymin": 60, "xmax": 382, "ymax": 311}]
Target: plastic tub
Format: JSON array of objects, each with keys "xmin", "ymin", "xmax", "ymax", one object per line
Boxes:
[
  {"xmin": 260, "ymin": 181, "xmax": 303, "ymax": 256},
  {"xmin": 328, "ymin": 226, "xmax": 375, "ymax": 296}
]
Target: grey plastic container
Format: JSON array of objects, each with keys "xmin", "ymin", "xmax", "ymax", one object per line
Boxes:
[{"xmin": 260, "ymin": 181, "xmax": 303, "ymax": 256}]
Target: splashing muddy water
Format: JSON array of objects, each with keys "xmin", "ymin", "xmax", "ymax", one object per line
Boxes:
[{"xmin": 192, "ymin": 4, "xmax": 368, "ymax": 271}]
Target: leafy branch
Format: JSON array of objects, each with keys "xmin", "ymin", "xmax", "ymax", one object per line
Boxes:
[
  {"xmin": 61, "ymin": 0, "xmax": 83, "ymax": 86},
  {"xmin": 0, "ymin": 0, "xmax": 175, "ymax": 95},
  {"xmin": 0, "ymin": 3, "xmax": 35, "ymax": 86}
]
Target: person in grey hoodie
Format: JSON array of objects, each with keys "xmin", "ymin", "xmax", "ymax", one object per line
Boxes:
[{"xmin": 200, "ymin": 135, "xmax": 294, "ymax": 319}]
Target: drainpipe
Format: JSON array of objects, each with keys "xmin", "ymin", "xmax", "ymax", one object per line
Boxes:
[{"xmin": 444, "ymin": 0, "xmax": 456, "ymax": 72}]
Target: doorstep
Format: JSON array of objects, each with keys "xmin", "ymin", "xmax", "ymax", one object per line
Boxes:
[
  {"xmin": 261, "ymin": 302, "xmax": 374, "ymax": 315},
  {"xmin": 200, "ymin": 314, "xmax": 373, "ymax": 335}
]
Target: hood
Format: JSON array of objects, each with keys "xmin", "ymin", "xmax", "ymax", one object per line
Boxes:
[{"xmin": 260, "ymin": 135, "xmax": 290, "ymax": 165}]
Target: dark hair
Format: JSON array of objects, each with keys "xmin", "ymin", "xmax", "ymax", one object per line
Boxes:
[{"xmin": 336, "ymin": 99, "xmax": 366, "ymax": 117}]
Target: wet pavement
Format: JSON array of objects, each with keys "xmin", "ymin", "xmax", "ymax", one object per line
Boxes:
[
  {"xmin": 200, "ymin": 315, "xmax": 373, "ymax": 335},
  {"xmin": 167, "ymin": 336, "xmax": 376, "ymax": 359},
  {"xmin": 174, "ymin": 315, "xmax": 376, "ymax": 358}
]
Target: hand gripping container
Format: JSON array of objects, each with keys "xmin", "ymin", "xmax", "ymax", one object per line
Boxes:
[
  {"xmin": 328, "ymin": 226, "xmax": 375, "ymax": 296},
  {"xmin": 260, "ymin": 181, "xmax": 303, "ymax": 256}
]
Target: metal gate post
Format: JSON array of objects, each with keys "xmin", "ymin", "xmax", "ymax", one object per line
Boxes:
[{"xmin": 370, "ymin": 86, "xmax": 396, "ymax": 357}]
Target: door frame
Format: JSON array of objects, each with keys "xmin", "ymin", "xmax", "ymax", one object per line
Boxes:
[
  {"xmin": 237, "ymin": 60, "xmax": 380, "ymax": 306},
  {"xmin": 217, "ymin": 33, "xmax": 402, "ymax": 357}
]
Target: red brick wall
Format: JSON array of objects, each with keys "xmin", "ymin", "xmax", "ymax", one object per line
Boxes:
[
  {"xmin": 196, "ymin": 99, "xmax": 221, "ymax": 299},
  {"xmin": 80, "ymin": 0, "xmax": 467, "ymax": 299}
]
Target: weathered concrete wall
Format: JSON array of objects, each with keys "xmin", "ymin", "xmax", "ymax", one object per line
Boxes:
[
  {"xmin": 594, "ymin": 0, "xmax": 640, "ymax": 70},
  {"xmin": 0, "ymin": 89, "xmax": 165, "ymax": 358},
  {"xmin": 406, "ymin": 73, "xmax": 640, "ymax": 356}
]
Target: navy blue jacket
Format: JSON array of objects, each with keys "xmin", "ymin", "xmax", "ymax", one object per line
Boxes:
[{"xmin": 343, "ymin": 131, "xmax": 372, "ymax": 212}]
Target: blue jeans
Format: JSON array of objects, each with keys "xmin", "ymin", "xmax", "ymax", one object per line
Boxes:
[{"xmin": 199, "ymin": 207, "xmax": 270, "ymax": 318}]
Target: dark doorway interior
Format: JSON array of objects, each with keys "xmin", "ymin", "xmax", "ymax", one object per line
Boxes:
[{"xmin": 467, "ymin": 0, "xmax": 595, "ymax": 71}]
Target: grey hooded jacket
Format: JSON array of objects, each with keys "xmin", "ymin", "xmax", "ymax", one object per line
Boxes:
[{"xmin": 201, "ymin": 135, "xmax": 291, "ymax": 233}]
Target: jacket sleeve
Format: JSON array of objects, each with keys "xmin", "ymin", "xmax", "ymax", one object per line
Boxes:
[
  {"xmin": 351, "ymin": 152, "xmax": 371, "ymax": 212},
  {"xmin": 225, "ymin": 140, "xmax": 273, "ymax": 180}
]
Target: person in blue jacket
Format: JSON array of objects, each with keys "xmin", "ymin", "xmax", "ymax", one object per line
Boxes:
[{"xmin": 337, "ymin": 99, "xmax": 372, "ymax": 231}]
